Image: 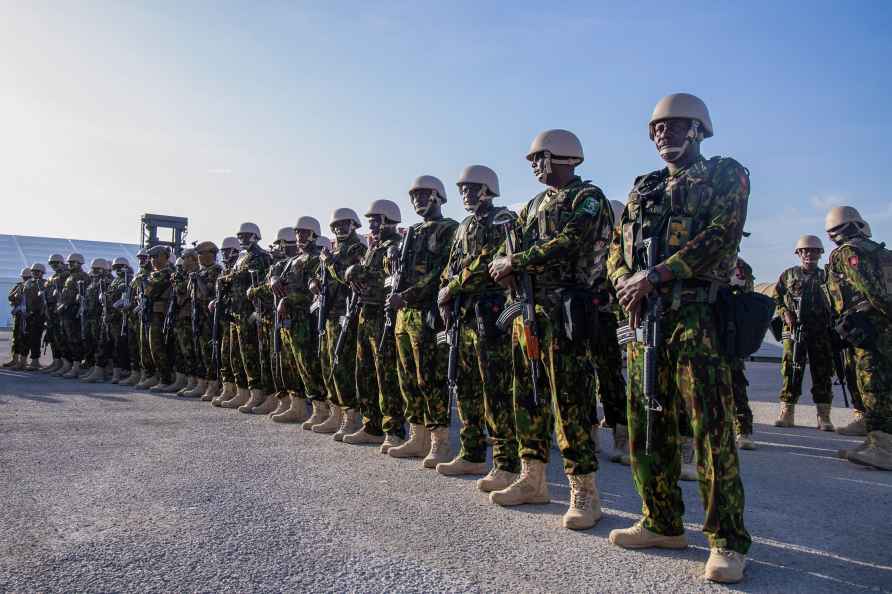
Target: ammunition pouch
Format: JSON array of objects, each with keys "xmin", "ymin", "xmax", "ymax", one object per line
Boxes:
[
  {"xmin": 472, "ymin": 294, "xmax": 506, "ymax": 342},
  {"xmin": 835, "ymin": 309, "xmax": 876, "ymax": 349},
  {"xmin": 713, "ymin": 288, "xmax": 775, "ymax": 358}
]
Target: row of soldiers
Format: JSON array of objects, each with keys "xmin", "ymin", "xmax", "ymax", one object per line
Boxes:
[{"xmin": 6, "ymin": 92, "xmax": 892, "ymax": 584}]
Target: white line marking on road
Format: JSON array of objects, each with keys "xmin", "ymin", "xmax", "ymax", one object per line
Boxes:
[{"xmin": 833, "ymin": 477, "xmax": 892, "ymax": 488}]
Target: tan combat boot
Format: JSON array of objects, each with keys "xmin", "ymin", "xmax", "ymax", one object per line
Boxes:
[
  {"xmin": 343, "ymin": 426, "xmax": 385, "ymax": 445},
  {"xmin": 272, "ymin": 396, "xmax": 309, "ymax": 423},
  {"xmin": 212, "ymin": 382, "xmax": 237, "ymax": 406},
  {"xmin": 109, "ymin": 368, "xmax": 122, "ymax": 384},
  {"xmin": 151, "ymin": 373, "xmax": 181, "ymax": 393},
  {"xmin": 53, "ymin": 359, "xmax": 72, "ymax": 377},
  {"xmin": 200, "ymin": 380, "xmax": 221, "ymax": 401},
  {"xmin": 2, "ymin": 354, "xmax": 18, "ymax": 368},
  {"xmin": 168, "ymin": 372, "xmax": 188, "ymax": 393},
  {"xmin": 562, "ymin": 473, "xmax": 602, "ymax": 530},
  {"xmin": 333, "ymin": 408, "xmax": 360, "ymax": 441},
  {"xmin": 847, "ymin": 431, "xmax": 892, "ymax": 470},
  {"xmin": 81, "ymin": 365, "xmax": 104, "ymax": 383},
  {"xmin": 609, "ymin": 424, "xmax": 631, "ymax": 465},
  {"xmin": 490, "ymin": 459, "xmax": 550, "ymax": 506},
  {"xmin": 774, "ymin": 403, "xmax": 795, "ymax": 427},
  {"xmin": 40, "ymin": 359, "xmax": 62, "ymax": 374},
  {"xmin": 63, "ymin": 361, "xmax": 82, "ymax": 379},
  {"xmin": 423, "ymin": 427, "xmax": 451, "ymax": 469},
  {"xmin": 608, "ymin": 521, "xmax": 688, "ymax": 549},
  {"xmin": 302, "ymin": 399, "xmax": 330, "ymax": 429},
  {"xmin": 680, "ymin": 436, "xmax": 697, "ymax": 482},
  {"xmin": 184, "ymin": 378, "xmax": 207, "ymax": 398},
  {"xmin": 388, "ymin": 424, "xmax": 431, "ymax": 458},
  {"xmin": 26, "ymin": 358, "xmax": 42, "ymax": 371},
  {"xmin": 238, "ymin": 389, "xmax": 267, "ymax": 413},
  {"xmin": 380, "ymin": 434, "xmax": 404, "ymax": 454},
  {"xmin": 312, "ymin": 403, "xmax": 343, "ymax": 433},
  {"xmin": 704, "ymin": 548, "xmax": 746, "ymax": 583},
  {"xmin": 736, "ymin": 432, "xmax": 756, "ymax": 450},
  {"xmin": 816, "ymin": 404, "xmax": 835, "ymax": 431},
  {"xmin": 836, "ymin": 410, "xmax": 867, "ymax": 436},
  {"xmin": 270, "ymin": 393, "xmax": 290, "ymax": 415},
  {"xmin": 140, "ymin": 374, "xmax": 160, "ymax": 390},
  {"xmin": 222, "ymin": 387, "xmax": 251, "ymax": 408},
  {"xmin": 121, "ymin": 370, "xmax": 139, "ymax": 387},
  {"xmin": 250, "ymin": 392, "xmax": 279, "ymax": 415},
  {"xmin": 436, "ymin": 456, "xmax": 488, "ymax": 477},
  {"xmin": 177, "ymin": 376, "xmax": 197, "ymax": 396},
  {"xmin": 476, "ymin": 467, "xmax": 519, "ymax": 492}
]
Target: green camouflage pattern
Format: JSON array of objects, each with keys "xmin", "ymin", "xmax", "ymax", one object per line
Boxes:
[
  {"xmin": 729, "ymin": 358, "xmax": 753, "ymax": 435},
  {"xmin": 322, "ymin": 316, "xmax": 356, "ymax": 408},
  {"xmin": 589, "ymin": 297, "xmax": 628, "ymax": 429},
  {"xmin": 395, "ymin": 308, "xmax": 449, "ymax": 428},
  {"xmin": 8, "ymin": 281, "xmax": 27, "ymax": 356},
  {"xmin": 780, "ymin": 332, "xmax": 833, "ymax": 404},
  {"xmin": 277, "ymin": 247, "xmax": 324, "ymax": 399},
  {"xmin": 356, "ymin": 305, "xmax": 403, "ymax": 437},
  {"xmin": 60, "ymin": 269, "xmax": 91, "ymax": 362}
]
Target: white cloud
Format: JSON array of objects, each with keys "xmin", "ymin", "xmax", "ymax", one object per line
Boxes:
[{"xmin": 809, "ymin": 194, "xmax": 843, "ymax": 212}]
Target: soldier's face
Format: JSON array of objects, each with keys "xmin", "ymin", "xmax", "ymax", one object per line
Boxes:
[
  {"xmin": 198, "ymin": 251, "xmax": 216, "ymax": 266},
  {"xmin": 114, "ymin": 266, "xmax": 126, "ymax": 277},
  {"xmin": 459, "ymin": 182, "xmax": 488, "ymax": 213},
  {"xmin": 331, "ymin": 220, "xmax": 354, "ymax": 239},
  {"xmin": 652, "ymin": 118, "xmax": 695, "ymax": 163},
  {"xmin": 411, "ymin": 189, "xmax": 438, "ymax": 218},
  {"xmin": 68, "ymin": 261, "xmax": 79, "ymax": 271},
  {"xmin": 237, "ymin": 232, "xmax": 256, "ymax": 249},
  {"xmin": 31, "ymin": 270, "xmax": 43, "ymax": 280},
  {"xmin": 797, "ymin": 248, "xmax": 822, "ymax": 270},
  {"xmin": 138, "ymin": 257, "xmax": 150, "ymax": 269},
  {"xmin": 295, "ymin": 229, "xmax": 315, "ymax": 248},
  {"xmin": 368, "ymin": 215, "xmax": 383, "ymax": 238},
  {"xmin": 183, "ymin": 255, "xmax": 199, "ymax": 272},
  {"xmin": 150, "ymin": 255, "xmax": 168, "ymax": 271},
  {"xmin": 49, "ymin": 262, "xmax": 63, "ymax": 273}
]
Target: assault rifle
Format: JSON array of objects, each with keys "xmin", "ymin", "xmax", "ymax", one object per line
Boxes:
[
  {"xmin": 436, "ymin": 294, "xmax": 462, "ymax": 412},
  {"xmin": 77, "ymin": 280, "xmax": 87, "ymax": 342},
  {"xmin": 315, "ymin": 260, "xmax": 330, "ymax": 356},
  {"xmin": 379, "ymin": 227, "xmax": 414, "ymax": 351},
  {"xmin": 494, "ymin": 212, "xmax": 541, "ymax": 406},
  {"xmin": 99, "ymin": 277, "xmax": 110, "ymax": 345},
  {"xmin": 138, "ymin": 276, "xmax": 151, "ymax": 341},
  {"xmin": 189, "ymin": 272, "xmax": 201, "ymax": 363},
  {"xmin": 118, "ymin": 270, "xmax": 132, "ymax": 338},
  {"xmin": 40, "ymin": 279, "xmax": 53, "ymax": 353},
  {"xmin": 333, "ymin": 290, "xmax": 359, "ymax": 368},
  {"xmin": 248, "ymin": 270, "xmax": 267, "ymax": 386},
  {"xmin": 162, "ymin": 277, "xmax": 178, "ymax": 344},
  {"xmin": 788, "ymin": 295, "xmax": 806, "ymax": 387},
  {"xmin": 211, "ymin": 277, "xmax": 227, "ymax": 377},
  {"xmin": 272, "ymin": 294, "xmax": 285, "ymax": 388}
]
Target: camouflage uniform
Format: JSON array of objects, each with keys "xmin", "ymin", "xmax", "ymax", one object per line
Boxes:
[
  {"xmin": 352, "ymin": 229, "xmax": 404, "ymax": 438},
  {"xmin": 171, "ymin": 269, "xmax": 199, "ymax": 379},
  {"xmin": 505, "ymin": 176, "xmax": 610, "ymax": 476},
  {"xmin": 729, "ymin": 258, "xmax": 755, "ymax": 435},
  {"xmin": 21, "ymin": 277, "xmax": 46, "ymax": 360},
  {"xmin": 824, "ymin": 237, "xmax": 892, "ymax": 434},
  {"xmin": 132, "ymin": 268, "xmax": 154, "ymax": 376},
  {"xmin": 395, "ymin": 216, "xmax": 458, "ymax": 429},
  {"xmin": 442, "ymin": 207, "xmax": 519, "ymax": 472},
  {"xmin": 81, "ymin": 275, "xmax": 104, "ymax": 369},
  {"xmin": 93, "ymin": 273, "xmax": 115, "ymax": 369},
  {"xmin": 44, "ymin": 270, "xmax": 69, "ymax": 361},
  {"xmin": 8, "ymin": 281, "xmax": 29, "ymax": 358},
  {"xmin": 318, "ymin": 232, "xmax": 367, "ymax": 410},
  {"xmin": 219, "ymin": 244, "xmax": 272, "ymax": 391},
  {"xmin": 193, "ymin": 262, "xmax": 223, "ymax": 382},
  {"xmin": 106, "ymin": 272, "xmax": 131, "ymax": 372},
  {"xmin": 775, "ymin": 266, "xmax": 834, "ymax": 405},
  {"xmin": 251, "ymin": 256, "xmax": 302, "ymax": 397},
  {"xmin": 60, "ymin": 269, "xmax": 91, "ymax": 363},
  {"xmin": 607, "ymin": 155, "xmax": 752, "ymax": 555},
  {"xmin": 144, "ymin": 266, "xmax": 174, "ymax": 384},
  {"xmin": 278, "ymin": 245, "xmax": 325, "ymax": 401}
]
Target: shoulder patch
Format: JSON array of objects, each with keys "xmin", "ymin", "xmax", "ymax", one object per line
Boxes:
[
  {"xmin": 849, "ymin": 254, "xmax": 859, "ymax": 267},
  {"xmin": 576, "ymin": 195, "xmax": 600, "ymax": 216}
]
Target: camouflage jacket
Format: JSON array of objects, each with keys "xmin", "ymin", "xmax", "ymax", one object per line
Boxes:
[
  {"xmin": 7, "ymin": 281, "xmax": 25, "ymax": 309},
  {"xmin": 509, "ymin": 176, "xmax": 612, "ymax": 291},
  {"xmin": 221, "ymin": 243, "xmax": 272, "ymax": 320},
  {"xmin": 352, "ymin": 229, "xmax": 401, "ymax": 306},
  {"xmin": 105, "ymin": 273, "xmax": 130, "ymax": 327},
  {"xmin": 22, "ymin": 278, "xmax": 46, "ymax": 316},
  {"xmin": 608, "ymin": 156, "xmax": 750, "ymax": 292},
  {"xmin": 775, "ymin": 265, "xmax": 830, "ymax": 328},
  {"xmin": 83, "ymin": 274, "xmax": 107, "ymax": 318},
  {"xmin": 144, "ymin": 266, "xmax": 173, "ymax": 314},
  {"xmin": 442, "ymin": 206, "xmax": 514, "ymax": 305},
  {"xmin": 318, "ymin": 233, "xmax": 367, "ymax": 318},
  {"xmin": 172, "ymin": 270, "xmax": 194, "ymax": 321},
  {"xmin": 279, "ymin": 246, "xmax": 321, "ymax": 316},
  {"xmin": 191, "ymin": 262, "xmax": 223, "ymax": 326},
  {"xmin": 398, "ymin": 216, "xmax": 458, "ymax": 308},
  {"xmin": 129, "ymin": 268, "xmax": 152, "ymax": 320},
  {"xmin": 44, "ymin": 271, "xmax": 68, "ymax": 309},
  {"xmin": 61, "ymin": 270, "xmax": 91, "ymax": 312},
  {"xmin": 247, "ymin": 255, "xmax": 288, "ymax": 319},
  {"xmin": 825, "ymin": 237, "xmax": 892, "ymax": 324},
  {"xmin": 730, "ymin": 257, "xmax": 755, "ymax": 293}
]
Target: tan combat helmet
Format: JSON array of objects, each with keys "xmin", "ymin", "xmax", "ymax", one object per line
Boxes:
[
  {"xmin": 48, "ymin": 254, "xmax": 64, "ymax": 265},
  {"xmin": 294, "ymin": 217, "xmax": 321, "ymax": 237},
  {"xmin": 526, "ymin": 129, "xmax": 584, "ymax": 165},
  {"xmin": 20, "ymin": 267, "xmax": 32, "ymax": 278},
  {"xmin": 30, "ymin": 262, "xmax": 46, "ymax": 274},
  {"xmin": 365, "ymin": 199, "xmax": 402, "ymax": 223},
  {"xmin": 276, "ymin": 227, "xmax": 297, "ymax": 243},
  {"xmin": 410, "ymin": 175, "xmax": 448, "ymax": 203},
  {"xmin": 609, "ymin": 200, "xmax": 625, "ymax": 227},
  {"xmin": 649, "ymin": 93, "xmax": 714, "ymax": 139},
  {"xmin": 67, "ymin": 253, "xmax": 85, "ymax": 265},
  {"xmin": 238, "ymin": 222, "xmax": 262, "ymax": 240},
  {"xmin": 113, "ymin": 257, "xmax": 129, "ymax": 267},
  {"xmin": 221, "ymin": 236, "xmax": 241, "ymax": 251},
  {"xmin": 195, "ymin": 241, "xmax": 219, "ymax": 253},
  {"xmin": 824, "ymin": 206, "xmax": 866, "ymax": 232},
  {"xmin": 330, "ymin": 208, "xmax": 362, "ymax": 228},
  {"xmin": 794, "ymin": 235, "xmax": 824, "ymax": 253},
  {"xmin": 457, "ymin": 165, "xmax": 500, "ymax": 197}
]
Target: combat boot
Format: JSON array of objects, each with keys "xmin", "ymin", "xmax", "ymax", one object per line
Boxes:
[
  {"xmin": 380, "ymin": 434, "xmax": 404, "ymax": 454},
  {"xmin": 167, "ymin": 372, "xmax": 188, "ymax": 393},
  {"xmin": 423, "ymin": 427, "xmax": 451, "ymax": 469},
  {"xmin": 333, "ymin": 408, "xmax": 360, "ymax": 441},
  {"xmin": 124, "ymin": 370, "xmax": 144, "ymax": 387},
  {"xmin": 63, "ymin": 361, "xmax": 82, "ymax": 379},
  {"xmin": 847, "ymin": 431, "xmax": 892, "ymax": 470},
  {"xmin": 773, "ymin": 403, "xmax": 795, "ymax": 427},
  {"xmin": 150, "ymin": 377, "xmax": 174, "ymax": 393},
  {"xmin": 78, "ymin": 365, "xmax": 91, "ymax": 379},
  {"xmin": 238, "ymin": 389, "xmax": 267, "ymax": 413},
  {"xmin": 837, "ymin": 411, "xmax": 867, "ymax": 436},
  {"xmin": 139, "ymin": 374, "xmax": 160, "ymax": 390},
  {"xmin": 562, "ymin": 473, "xmax": 602, "ymax": 530},
  {"xmin": 81, "ymin": 365, "xmax": 104, "ymax": 383},
  {"xmin": 704, "ymin": 548, "xmax": 746, "ymax": 583},
  {"xmin": 476, "ymin": 467, "xmax": 519, "ymax": 492},
  {"xmin": 250, "ymin": 392, "xmax": 279, "ymax": 415},
  {"xmin": 2, "ymin": 354, "xmax": 17, "ymax": 368},
  {"xmin": 26, "ymin": 358, "xmax": 42, "ymax": 371},
  {"xmin": 490, "ymin": 459, "xmax": 550, "ymax": 506},
  {"xmin": 816, "ymin": 404, "xmax": 835, "ymax": 431},
  {"xmin": 736, "ymin": 432, "xmax": 756, "ymax": 450},
  {"xmin": 109, "ymin": 368, "xmax": 122, "ymax": 384},
  {"xmin": 41, "ymin": 359, "xmax": 62, "ymax": 374},
  {"xmin": 104, "ymin": 363, "xmax": 114, "ymax": 380},
  {"xmin": 221, "ymin": 387, "xmax": 251, "ymax": 408},
  {"xmin": 343, "ymin": 426, "xmax": 385, "ymax": 445},
  {"xmin": 10, "ymin": 355, "xmax": 26, "ymax": 370},
  {"xmin": 271, "ymin": 396, "xmax": 309, "ymax": 423},
  {"xmin": 609, "ymin": 424, "xmax": 631, "ymax": 465},
  {"xmin": 212, "ymin": 382, "xmax": 237, "ymax": 406},
  {"xmin": 388, "ymin": 424, "xmax": 431, "ymax": 458},
  {"xmin": 53, "ymin": 359, "xmax": 72, "ymax": 377},
  {"xmin": 608, "ymin": 521, "xmax": 688, "ymax": 549},
  {"xmin": 436, "ymin": 456, "xmax": 488, "ymax": 477},
  {"xmin": 302, "ymin": 399, "xmax": 330, "ymax": 429},
  {"xmin": 177, "ymin": 376, "xmax": 197, "ymax": 396},
  {"xmin": 200, "ymin": 380, "xmax": 220, "ymax": 401},
  {"xmin": 312, "ymin": 403, "xmax": 343, "ymax": 433},
  {"xmin": 270, "ymin": 393, "xmax": 290, "ymax": 415},
  {"xmin": 680, "ymin": 436, "xmax": 697, "ymax": 481},
  {"xmin": 184, "ymin": 378, "xmax": 207, "ymax": 398}
]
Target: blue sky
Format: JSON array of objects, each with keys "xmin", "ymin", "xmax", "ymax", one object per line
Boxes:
[{"xmin": 2, "ymin": 1, "xmax": 890, "ymax": 283}]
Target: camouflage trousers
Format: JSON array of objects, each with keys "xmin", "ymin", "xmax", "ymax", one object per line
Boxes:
[
  {"xmin": 729, "ymin": 358, "xmax": 753, "ymax": 435},
  {"xmin": 139, "ymin": 317, "xmax": 155, "ymax": 375},
  {"xmin": 512, "ymin": 301, "xmax": 597, "ymax": 476},
  {"xmin": 61, "ymin": 314, "xmax": 85, "ymax": 362},
  {"xmin": 81, "ymin": 317, "xmax": 99, "ymax": 368},
  {"xmin": 283, "ymin": 314, "xmax": 322, "ymax": 399},
  {"xmin": 195, "ymin": 317, "xmax": 214, "ymax": 381},
  {"xmin": 147, "ymin": 312, "xmax": 172, "ymax": 383},
  {"xmin": 111, "ymin": 324, "xmax": 132, "ymax": 371},
  {"xmin": 219, "ymin": 321, "xmax": 240, "ymax": 385},
  {"xmin": 851, "ymin": 323, "xmax": 892, "ymax": 434},
  {"xmin": 626, "ymin": 303, "xmax": 750, "ymax": 555},
  {"xmin": 355, "ymin": 305, "xmax": 404, "ymax": 438},
  {"xmin": 780, "ymin": 328, "xmax": 833, "ymax": 404},
  {"xmin": 395, "ymin": 308, "xmax": 449, "ymax": 428},
  {"xmin": 25, "ymin": 314, "xmax": 45, "ymax": 359},
  {"xmin": 320, "ymin": 315, "xmax": 357, "ymax": 409},
  {"xmin": 10, "ymin": 314, "xmax": 28, "ymax": 356},
  {"xmin": 44, "ymin": 313, "xmax": 64, "ymax": 360},
  {"xmin": 589, "ymin": 309, "xmax": 628, "ymax": 429},
  {"xmin": 126, "ymin": 315, "xmax": 141, "ymax": 372},
  {"xmin": 173, "ymin": 317, "xmax": 200, "ymax": 376},
  {"xmin": 843, "ymin": 346, "xmax": 864, "ymax": 412},
  {"xmin": 270, "ymin": 322, "xmax": 302, "ymax": 396},
  {"xmin": 456, "ymin": 320, "xmax": 520, "ymax": 473},
  {"xmin": 230, "ymin": 315, "xmax": 270, "ymax": 391}
]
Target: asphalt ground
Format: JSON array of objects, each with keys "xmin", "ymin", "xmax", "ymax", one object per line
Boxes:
[{"xmin": 1, "ymin": 336, "xmax": 891, "ymax": 593}]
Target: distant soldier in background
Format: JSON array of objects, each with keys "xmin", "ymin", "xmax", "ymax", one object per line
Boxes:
[
  {"xmin": 189, "ymin": 241, "xmax": 223, "ymax": 400},
  {"xmin": 132, "ymin": 249, "xmax": 158, "ymax": 388},
  {"xmin": 21, "ymin": 263, "xmax": 47, "ymax": 371},
  {"xmin": 823, "ymin": 206, "xmax": 892, "ymax": 470},
  {"xmin": 172, "ymin": 249, "xmax": 201, "ymax": 396},
  {"xmin": 107, "ymin": 257, "xmax": 133, "ymax": 384},
  {"xmin": 57, "ymin": 253, "xmax": 90, "ymax": 379},
  {"xmin": 774, "ymin": 235, "xmax": 835, "ymax": 430},
  {"xmin": 4, "ymin": 267, "xmax": 32, "ymax": 370},
  {"xmin": 80, "ymin": 258, "xmax": 110, "ymax": 383},
  {"xmin": 39, "ymin": 254, "xmax": 68, "ymax": 374},
  {"xmin": 212, "ymin": 237, "xmax": 243, "ymax": 406},
  {"xmin": 143, "ymin": 246, "xmax": 176, "ymax": 393}
]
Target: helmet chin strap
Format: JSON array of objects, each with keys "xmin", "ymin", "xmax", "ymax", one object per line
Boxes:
[
  {"xmin": 416, "ymin": 194, "xmax": 440, "ymax": 217},
  {"xmin": 536, "ymin": 151, "xmax": 581, "ymax": 182},
  {"xmin": 659, "ymin": 121, "xmax": 702, "ymax": 161},
  {"xmin": 465, "ymin": 186, "xmax": 491, "ymax": 214}
]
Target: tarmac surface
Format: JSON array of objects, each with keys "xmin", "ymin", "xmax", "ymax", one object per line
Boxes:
[{"xmin": 1, "ymin": 336, "xmax": 891, "ymax": 593}]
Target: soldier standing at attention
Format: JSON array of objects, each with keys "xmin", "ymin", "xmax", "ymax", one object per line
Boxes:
[
  {"xmin": 436, "ymin": 165, "xmax": 521, "ymax": 489},
  {"xmin": 211, "ymin": 237, "xmax": 244, "ymax": 406},
  {"xmin": 5, "ymin": 268, "xmax": 32, "ymax": 370},
  {"xmin": 386, "ymin": 175, "xmax": 459, "ymax": 468},
  {"xmin": 133, "ymin": 250, "xmax": 159, "ymax": 389},
  {"xmin": 774, "ymin": 235, "xmax": 835, "ymax": 430},
  {"xmin": 106, "ymin": 257, "xmax": 132, "ymax": 384},
  {"xmin": 22, "ymin": 263, "xmax": 47, "ymax": 371},
  {"xmin": 189, "ymin": 241, "xmax": 223, "ymax": 400},
  {"xmin": 144, "ymin": 246, "xmax": 175, "ymax": 393},
  {"xmin": 824, "ymin": 206, "xmax": 892, "ymax": 470},
  {"xmin": 488, "ymin": 129, "xmax": 611, "ymax": 530},
  {"xmin": 58, "ymin": 253, "xmax": 90, "ymax": 379},
  {"xmin": 39, "ymin": 254, "xmax": 68, "ymax": 374},
  {"xmin": 607, "ymin": 93, "xmax": 751, "ymax": 583}
]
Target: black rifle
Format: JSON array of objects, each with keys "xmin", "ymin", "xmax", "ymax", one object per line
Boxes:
[
  {"xmin": 788, "ymin": 295, "xmax": 806, "ymax": 387},
  {"xmin": 272, "ymin": 294, "xmax": 286, "ymax": 389},
  {"xmin": 248, "ymin": 270, "xmax": 267, "ymax": 387},
  {"xmin": 436, "ymin": 294, "xmax": 462, "ymax": 412},
  {"xmin": 119, "ymin": 270, "xmax": 132, "ymax": 338},
  {"xmin": 379, "ymin": 227, "xmax": 414, "ymax": 351},
  {"xmin": 99, "ymin": 277, "xmax": 110, "ymax": 345},
  {"xmin": 211, "ymin": 277, "xmax": 227, "ymax": 377},
  {"xmin": 494, "ymin": 213, "xmax": 541, "ymax": 406},
  {"xmin": 189, "ymin": 272, "xmax": 201, "ymax": 364},
  {"xmin": 162, "ymin": 277, "xmax": 178, "ymax": 344},
  {"xmin": 333, "ymin": 290, "xmax": 359, "ymax": 368},
  {"xmin": 315, "ymin": 261, "xmax": 330, "ymax": 356},
  {"xmin": 40, "ymin": 278, "xmax": 53, "ymax": 354},
  {"xmin": 77, "ymin": 280, "xmax": 87, "ymax": 342}
]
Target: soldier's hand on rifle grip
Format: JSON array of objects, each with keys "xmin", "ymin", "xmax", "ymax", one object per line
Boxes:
[
  {"xmin": 319, "ymin": 248, "xmax": 332, "ymax": 263},
  {"xmin": 784, "ymin": 311, "xmax": 796, "ymax": 329},
  {"xmin": 270, "ymin": 278, "xmax": 288, "ymax": 299},
  {"xmin": 488, "ymin": 256, "xmax": 513, "ymax": 285},
  {"xmin": 308, "ymin": 279, "xmax": 321, "ymax": 296}
]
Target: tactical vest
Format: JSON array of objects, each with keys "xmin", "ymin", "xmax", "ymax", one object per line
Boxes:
[
  {"xmin": 521, "ymin": 178, "xmax": 606, "ymax": 288},
  {"xmin": 325, "ymin": 234, "xmax": 366, "ymax": 317},
  {"xmin": 358, "ymin": 232, "xmax": 400, "ymax": 306},
  {"xmin": 402, "ymin": 217, "xmax": 457, "ymax": 300},
  {"xmin": 778, "ymin": 266, "xmax": 828, "ymax": 325},
  {"xmin": 230, "ymin": 245, "xmax": 272, "ymax": 316},
  {"xmin": 282, "ymin": 246, "xmax": 320, "ymax": 312},
  {"xmin": 826, "ymin": 238, "xmax": 892, "ymax": 316}
]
